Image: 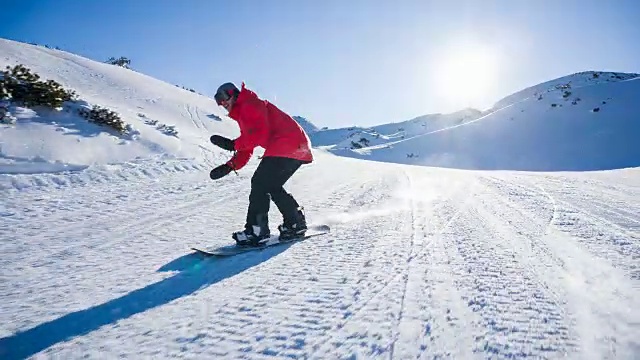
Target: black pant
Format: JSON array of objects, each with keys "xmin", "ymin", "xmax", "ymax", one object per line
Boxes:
[{"xmin": 246, "ymin": 157, "xmax": 303, "ymax": 230}]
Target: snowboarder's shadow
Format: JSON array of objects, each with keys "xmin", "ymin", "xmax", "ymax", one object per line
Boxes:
[
  {"xmin": 156, "ymin": 252, "xmax": 205, "ymax": 272},
  {"xmin": 0, "ymin": 244, "xmax": 294, "ymax": 360}
]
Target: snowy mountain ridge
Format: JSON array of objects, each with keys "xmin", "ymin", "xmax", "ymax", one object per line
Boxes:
[
  {"xmin": 2, "ymin": 37, "xmax": 638, "ymax": 176},
  {"xmin": 310, "ymin": 71, "xmax": 640, "ymax": 171},
  {"xmin": 309, "ymin": 108, "xmax": 482, "ymax": 149},
  {"xmin": 291, "ymin": 115, "xmax": 320, "ymax": 134},
  {"xmin": 492, "ymin": 70, "xmax": 639, "ymax": 109}
]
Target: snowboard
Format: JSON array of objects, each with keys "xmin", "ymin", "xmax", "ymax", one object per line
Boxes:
[{"xmin": 192, "ymin": 224, "xmax": 330, "ymax": 257}]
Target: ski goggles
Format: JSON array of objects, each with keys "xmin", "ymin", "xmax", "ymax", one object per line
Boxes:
[{"xmin": 214, "ymin": 89, "xmax": 232, "ymax": 106}]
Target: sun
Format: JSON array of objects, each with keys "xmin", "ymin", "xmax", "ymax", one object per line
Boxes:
[{"xmin": 431, "ymin": 41, "xmax": 500, "ymax": 110}]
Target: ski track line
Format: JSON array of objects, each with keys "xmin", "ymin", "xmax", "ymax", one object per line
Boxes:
[
  {"xmin": 532, "ymin": 183, "xmax": 640, "ymax": 358},
  {"xmin": 531, "ymin": 176, "xmax": 640, "ymax": 233},
  {"xmin": 389, "ymin": 173, "xmax": 481, "ymax": 360},
  {"xmin": 184, "ymin": 103, "xmax": 200, "ymax": 130},
  {"xmin": 249, "ymin": 172, "xmax": 410, "ymax": 358},
  {"xmin": 519, "ymin": 178, "xmax": 640, "ymax": 357},
  {"xmin": 417, "ymin": 201, "xmax": 486, "ymax": 360},
  {"xmin": 389, "ymin": 171, "xmax": 453, "ymax": 359},
  {"xmin": 473, "ymin": 180, "xmax": 579, "ymax": 355},
  {"xmin": 305, "ymin": 174, "xmax": 420, "ymax": 358},
  {"xmin": 536, "ymin": 178, "xmax": 640, "ymax": 279},
  {"xmin": 484, "ymin": 175, "xmax": 639, "ymax": 280},
  {"xmin": 307, "ymin": 173, "xmax": 473, "ymax": 359},
  {"xmin": 475, "ymin": 177, "xmax": 562, "ymax": 267},
  {"xmin": 194, "ymin": 105, "xmax": 209, "ymax": 131},
  {"xmin": 389, "ymin": 173, "xmax": 472, "ymax": 359},
  {"xmin": 388, "ymin": 171, "xmax": 419, "ymax": 360},
  {"xmin": 480, "ymin": 175, "xmax": 640, "ymax": 358},
  {"xmin": 443, "ymin": 198, "xmax": 576, "ymax": 358},
  {"xmin": 276, "ymin": 173, "xmax": 414, "ymax": 358},
  {"xmin": 183, "ymin": 102, "xmax": 212, "ymax": 167}
]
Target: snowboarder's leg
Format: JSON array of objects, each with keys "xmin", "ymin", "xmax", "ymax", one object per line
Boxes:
[
  {"xmin": 233, "ymin": 160, "xmax": 273, "ymax": 245},
  {"xmin": 271, "ymin": 187, "xmax": 300, "ymax": 221},
  {"xmin": 235, "ymin": 157, "xmax": 307, "ymax": 244},
  {"xmin": 257, "ymin": 157, "xmax": 308, "ymax": 239}
]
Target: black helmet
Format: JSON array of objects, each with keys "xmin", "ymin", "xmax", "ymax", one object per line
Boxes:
[{"xmin": 214, "ymin": 82, "xmax": 239, "ymax": 105}]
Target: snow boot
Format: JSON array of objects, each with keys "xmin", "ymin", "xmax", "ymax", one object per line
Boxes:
[
  {"xmin": 232, "ymin": 226, "xmax": 270, "ymax": 246},
  {"xmin": 233, "ymin": 213, "xmax": 270, "ymax": 246},
  {"xmin": 278, "ymin": 207, "xmax": 308, "ymax": 240}
]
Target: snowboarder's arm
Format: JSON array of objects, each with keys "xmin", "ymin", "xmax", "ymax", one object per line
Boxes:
[{"xmin": 226, "ymin": 149, "xmax": 252, "ymax": 170}]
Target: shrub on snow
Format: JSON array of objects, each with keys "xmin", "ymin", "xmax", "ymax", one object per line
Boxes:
[
  {"xmin": 0, "ymin": 64, "xmax": 129, "ymax": 133},
  {"xmin": 78, "ymin": 105, "xmax": 128, "ymax": 134},
  {"xmin": 1, "ymin": 64, "xmax": 77, "ymax": 108},
  {"xmin": 106, "ymin": 57, "xmax": 131, "ymax": 69}
]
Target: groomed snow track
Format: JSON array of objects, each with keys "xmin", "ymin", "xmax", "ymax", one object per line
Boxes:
[{"xmin": 1, "ymin": 156, "xmax": 638, "ymax": 359}]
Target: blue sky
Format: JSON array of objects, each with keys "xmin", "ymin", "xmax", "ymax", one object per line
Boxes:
[{"xmin": 2, "ymin": 0, "xmax": 639, "ymax": 128}]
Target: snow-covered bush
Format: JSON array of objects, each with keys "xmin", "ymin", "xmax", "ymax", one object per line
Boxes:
[
  {"xmin": 1, "ymin": 64, "xmax": 77, "ymax": 108},
  {"xmin": 0, "ymin": 100, "xmax": 16, "ymax": 124},
  {"xmin": 106, "ymin": 57, "xmax": 131, "ymax": 69},
  {"xmin": 0, "ymin": 65, "xmax": 129, "ymax": 133},
  {"xmin": 78, "ymin": 105, "xmax": 128, "ymax": 133},
  {"xmin": 139, "ymin": 113, "xmax": 178, "ymax": 136},
  {"xmin": 157, "ymin": 123, "xmax": 178, "ymax": 136}
]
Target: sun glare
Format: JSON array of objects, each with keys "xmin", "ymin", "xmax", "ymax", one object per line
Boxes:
[{"xmin": 431, "ymin": 41, "xmax": 500, "ymax": 110}]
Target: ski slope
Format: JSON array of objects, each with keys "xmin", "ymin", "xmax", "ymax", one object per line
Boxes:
[
  {"xmin": 0, "ymin": 38, "xmax": 238, "ymax": 176},
  {"xmin": 2, "ymin": 155, "xmax": 639, "ymax": 359},
  {"xmin": 1, "ymin": 38, "xmax": 639, "ymax": 359}
]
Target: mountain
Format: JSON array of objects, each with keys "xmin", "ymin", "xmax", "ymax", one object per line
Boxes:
[
  {"xmin": 1, "ymin": 38, "xmax": 639, "ymax": 360},
  {"xmin": 492, "ymin": 71, "xmax": 639, "ymax": 109},
  {"xmin": 0, "ymin": 38, "xmax": 251, "ymax": 181},
  {"xmin": 311, "ymin": 72, "xmax": 640, "ymax": 171},
  {"xmin": 310, "ymin": 108, "xmax": 482, "ymax": 148},
  {"xmin": 292, "ymin": 115, "xmax": 319, "ymax": 134}
]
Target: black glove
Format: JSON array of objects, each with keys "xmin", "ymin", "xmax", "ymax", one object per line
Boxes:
[
  {"xmin": 210, "ymin": 164, "xmax": 233, "ymax": 180},
  {"xmin": 210, "ymin": 135, "xmax": 234, "ymax": 151}
]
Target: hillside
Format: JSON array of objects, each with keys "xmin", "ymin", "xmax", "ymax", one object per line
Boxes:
[
  {"xmin": 310, "ymin": 108, "xmax": 482, "ymax": 149},
  {"xmin": 0, "ymin": 38, "xmax": 251, "ymax": 181},
  {"xmin": 492, "ymin": 71, "xmax": 639, "ymax": 109},
  {"xmin": 316, "ymin": 72, "xmax": 640, "ymax": 171},
  {"xmin": 1, "ymin": 38, "xmax": 639, "ymax": 359}
]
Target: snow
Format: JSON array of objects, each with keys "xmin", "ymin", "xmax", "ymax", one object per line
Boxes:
[
  {"xmin": 312, "ymin": 74, "xmax": 640, "ymax": 171},
  {"xmin": 1, "ymin": 38, "xmax": 639, "ymax": 359},
  {"xmin": 0, "ymin": 38, "xmax": 239, "ymax": 171}
]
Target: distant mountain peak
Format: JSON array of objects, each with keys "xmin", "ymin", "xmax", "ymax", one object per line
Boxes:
[{"xmin": 292, "ymin": 115, "xmax": 319, "ymax": 133}]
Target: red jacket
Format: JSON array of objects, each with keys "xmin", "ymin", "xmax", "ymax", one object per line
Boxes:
[{"xmin": 226, "ymin": 84, "xmax": 313, "ymax": 170}]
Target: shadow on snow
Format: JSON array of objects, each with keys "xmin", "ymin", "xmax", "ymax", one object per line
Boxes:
[{"xmin": 0, "ymin": 244, "xmax": 293, "ymax": 359}]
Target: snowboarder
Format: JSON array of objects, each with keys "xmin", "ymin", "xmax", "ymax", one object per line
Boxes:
[{"xmin": 209, "ymin": 82, "xmax": 313, "ymax": 246}]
